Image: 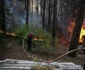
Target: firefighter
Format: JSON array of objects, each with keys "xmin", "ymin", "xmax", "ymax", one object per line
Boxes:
[
  {"xmin": 82, "ymin": 35, "xmax": 85, "ymax": 43},
  {"xmin": 82, "ymin": 42, "xmax": 85, "ymax": 53},
  {"xmin": 82, "ymin": 35, "xmax": 85, "ymax": 53},
  {"xmin": 27, "ymin": 32, "xmax": 33, "ymax": 51}
]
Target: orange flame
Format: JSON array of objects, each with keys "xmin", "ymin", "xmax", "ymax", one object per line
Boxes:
[
  {"xmin": 79, "ymin": 27, "xmax": 85, "ymax": 43},
  {"xmin": 6, "ymin": 32, "xmax": 16, "ymax": 36},
  {"xmin": 33, "ymin": 38, "xmax": 38, "ymax": 40},
  {"xmin": 33, "ymin": 37, "xmax": 43, "ymax": 41},
  {"xmin": 67, "ymin": 19, "xmax": 85, "ymax": 43},
  {"xmin": 0, "ymin": 29, "xmax": 2, "ymax": 33},
  {"xmin": 0, "ymin": 29, "xmax": 16, "ymax": 36}
]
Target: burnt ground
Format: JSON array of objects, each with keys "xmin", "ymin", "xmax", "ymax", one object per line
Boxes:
[{"xmin": 1, "ymin": 37, "xmax": 85, "ymax": 67}]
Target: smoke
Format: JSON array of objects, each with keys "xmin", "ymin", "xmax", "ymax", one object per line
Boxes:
[
  {"xmin": 57, "ymin": 0, "xmax": 80, "ymax": 40},
  {"xmin": 6, "ymin": 0, "xmax": 42, "ymax": 31}
]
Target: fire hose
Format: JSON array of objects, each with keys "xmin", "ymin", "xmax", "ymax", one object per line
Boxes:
[
  {"xmin": 22, "ymin": 33, "xmax": 33, "ymax": 59},
  {"xmin": 50, "ymin": 48, "xmax": 83, "ymax": 62},
  {"xmin": 22, "ymin": 33, "xmax": 84, "ymax": 62}
]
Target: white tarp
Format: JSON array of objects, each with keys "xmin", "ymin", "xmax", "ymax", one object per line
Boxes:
[{"xmin": 0, "ymin": 59, "xmax": 84, "ymax": 70}]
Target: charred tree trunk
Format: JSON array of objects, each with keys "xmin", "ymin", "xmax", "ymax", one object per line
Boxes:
[
  {"xmin": 0, "ymin": 0, "xmax": 7, "ymax": 60},
  {"xmin": 26, "ymin": 0, "xmax": 29, "ymax": 28},
  {"xmin": 68, "ymin": 0, "xmax": 85, "ymax": 57},
  {"xmin": 47, "ymin": 0, "xmax": 51, "ymax": 32},
  {"xmin": 52, "ymin": 0, "xmax": 57, "ymax": 39},
  {"xmin": 42, "ymin": 0, "xmax": 46, "ymax": 29},
  {"xmin": 0, "ymin": 0, "xmax": 6, "ymax": 31},
  {"xmin": 0, "ymin": 39, "xmax": 7, "ymax": 60},
  {"xmin": 36, "ymin": 0, "xmax": 38, "ymax": 12},
  {"xmin": 51, "ymin": 0, "xmax": 57, "ymax": 47}
]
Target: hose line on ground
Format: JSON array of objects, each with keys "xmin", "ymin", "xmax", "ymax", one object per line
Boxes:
[{"xmin": 22, "ymin": 34, "xmax": 83, "ymax": 63}]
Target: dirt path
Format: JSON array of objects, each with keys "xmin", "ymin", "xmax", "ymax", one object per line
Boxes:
[
  {"xmin": 5, "ymin": 37, "xmax": 31, "ymax": 60},
  {"xmin": 7, "ymin": 44, "xmax": 29, "ymax": 60}
]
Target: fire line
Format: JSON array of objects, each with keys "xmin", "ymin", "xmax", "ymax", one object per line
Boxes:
[{"xmin": 0, "ymin": 29, "xmax": 16, "ymax": 36}]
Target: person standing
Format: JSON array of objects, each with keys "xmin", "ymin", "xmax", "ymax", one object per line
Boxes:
[{"xmin": 27, "ymin": 32, "xmax": 33, "ymax": 51}]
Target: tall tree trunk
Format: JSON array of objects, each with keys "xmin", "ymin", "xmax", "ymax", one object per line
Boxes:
[
  {"xmin": 31, "ymin": 0, "xmax": 33, "ymax": 23},
  {"xmin": 36, "ymin": 0, "xmax": 38, "ymax": 12},
  {"xmin": 0, "ymin": 37, "xmax": 7, "ymax": 60},
  {"xmin": 26, "ymin": 0, "xmax": 29, "ymax": 28},
  {"xmin": 0, "ymin": 0, "xmax": 7, "ymax": 60},
  {"xmin": 52, "ymin": 0, "xmax": 57, "ymax": 39},
  {"xmin": 51, "ymin": 0, "xmax": 57, "ymax": 47},
  {"xmin": 42, "ymin": 0, "xmax": 46, "ymax": 29},
  {"xmin": 25, "ymin": 0, "xmax": 26, "ymax": 10},
  {"xmin": 40, "ymin": 0, "xmax": 43, "ymax": 15},
  {"xmin": 0, "ymin": 0, "xmax": 6, "ymax": 31},
  {"xmin": 32, "ymin": 0, "xmax": 33, "ymax": 12},
  {"xmin": 68, "ymin": 0, "xmax": 85, "ymax": 57},
  {"xmin": 47, "ymin": 0, "xmax": 51, "ymax": 32}
]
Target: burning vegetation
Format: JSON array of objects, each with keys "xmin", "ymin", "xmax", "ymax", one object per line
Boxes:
[
  {"xmin": 79, "ymin": 25, "xmax": 85, "ymax": 43},
  {"xmin": 33, "ymin": 37, "xmax": 43, "ymax": 41},
  {"xmin": 67, "ymin": 18, "xmax": 85, "ymax": 43},
  {"xmin": 0, "ymin": 29, "xmax": 16, "ymax": 36}
]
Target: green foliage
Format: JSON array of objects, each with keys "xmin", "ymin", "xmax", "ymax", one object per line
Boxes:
[
  {"xmin": 14, "ymin": 24, "xmax": 28, "ymax": 37},
  {"xmin": 14, "ymin": 24, "xmax": 58, "ymax": 54},
  {"xmin": 32, "ymin": 31, "xmax": 58, "ymax": 54}
]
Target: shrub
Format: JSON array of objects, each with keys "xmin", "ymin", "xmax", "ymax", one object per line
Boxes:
[
  {"xmin": 14, "ymin": 24, "xmax": 58, "ymax": 54},
  {"xmin": 32, "ymin": 32, "xmax": 58, "ymax": 54},
  {"xmin": 14, "ymin": 24, "xmax": 29, "ymax": 37}
]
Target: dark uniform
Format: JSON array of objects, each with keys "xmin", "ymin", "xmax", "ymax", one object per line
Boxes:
[
  {"xmin": 27, "ymin": 33, "xmax": 33, "ymax": 51},
  {"xmin": 82, "ymin": 35, "xmax": 85, "ymax": 42},
  {"xmin": 82, "ymin": 35, "xmax": 85, "ymax": 53},
  {"xmin": 83, "ymin": 42, "xmax": 85, "ymax": 53},
  {"xmin": 82, "ymin": 35, "xmax": 85, "ymax": 69}
]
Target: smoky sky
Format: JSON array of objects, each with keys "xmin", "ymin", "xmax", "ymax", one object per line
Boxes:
[{"xmin": 5, "ymin": 0, "xmax": 42, "ymax": 31}]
